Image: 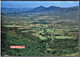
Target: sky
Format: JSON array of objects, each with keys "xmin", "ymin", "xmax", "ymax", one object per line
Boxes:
[{"xmin": 1, "ymin": 1, "xmax": 79, "ymax": 8}]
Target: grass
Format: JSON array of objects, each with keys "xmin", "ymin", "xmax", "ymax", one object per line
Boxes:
[
  {"xmin": 62, "ymin": 52, "xmax": 79, "ymax": 56},
  {"xmin": 39, "ymin": 36, "xmax": 47, "ymax": 40},
  {"xmin": 21, "ymin": 30, "xmax": 28, "ymax": 32},
  {"xmin": 18, "ymin": 28, "xmax": 27, "ymax": 29},
  {"xmin": 55, "ymin": 36, "xmax": 72, "ymax": 39},
  {"xmin": 3, "ymin": 25, "xmax": 22, "ymax": 27}
]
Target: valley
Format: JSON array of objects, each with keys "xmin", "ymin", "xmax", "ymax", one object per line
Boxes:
[{"xmin": 1, "ymin": 6, "xmax": 79, "ymax": 56}]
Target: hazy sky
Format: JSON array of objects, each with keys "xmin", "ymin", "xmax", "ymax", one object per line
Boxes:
[{"xmin": 1, "ymin": 1, "xmax": 79, "ymax": 8}]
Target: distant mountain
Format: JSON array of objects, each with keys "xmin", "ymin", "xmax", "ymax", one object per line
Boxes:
[
  {"xmin": 27, "ymin": 6, "xmax": 79, "ymax": 21},
  {"xmin": 1, "ymin": 6, "xmax": 79, "ymax": 21},
  {"xmin": 27, "ymin": 6, "xmax": 79, "ymax": 13},
  {"xmin": 27, "ymin": 6, "xmax": 46, "ymax": 13}
]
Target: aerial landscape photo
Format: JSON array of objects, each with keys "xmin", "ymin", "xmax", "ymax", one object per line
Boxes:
[{"xmin": 1, "ymin": 1, "xmax": 79, "ymax": 56}]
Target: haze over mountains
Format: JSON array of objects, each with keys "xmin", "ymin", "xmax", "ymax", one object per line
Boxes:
[{"xmin": 2, "ymin": 6, "xmax": 79, "ymax": 13}]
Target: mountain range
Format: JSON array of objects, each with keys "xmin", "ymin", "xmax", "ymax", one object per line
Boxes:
[
  {"xmin": 26, "ymin": 6, "xmax": 79, "ymax": 20},
  {"xmin": 27, "ymin": 6, "xmax": 79, "ymax": 13},
  {"xmin": 1, "ymin": 6, "xmax": 79, "ymax": 20}
]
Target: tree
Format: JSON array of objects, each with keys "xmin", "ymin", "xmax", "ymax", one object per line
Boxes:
[{"xmin": 48, "ymin": 24, "xmax": 56, "ymax": 42}]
